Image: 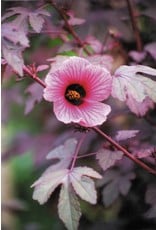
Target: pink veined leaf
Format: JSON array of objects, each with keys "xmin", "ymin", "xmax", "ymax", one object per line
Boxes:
[
  {"xmin": 31, "ymin": 169, "xmax": 68, "ymax": 205},
  {"xmin": 58, "ymin": 182, "xmax": 81, "ymax": 230},
  {"xmin": 24, "ymin": 83, "xmax": 43, "ymax": 114},
  {"xmin": 96, "ymin": 148, "xmax": 123, "ymax": 171},
  {"xmin": 31, "ymin": 166, "xmax": 101, "ymax": 207},
  {"xmin": 126, "ymin": 96, "xmax": 154, "ymax": 116},
  {"xmin": 144, "ymin": 42, "xmax": 156, "ymax": 60},
  {"xmin": 2, "ymin": 41, "xmax": 24, "ymax": 76},
  {"xmin": 111, "ymin": 65, "xmax": 156, "ymax": 115},
  {"xmin": 115, "ymin": 130, "xmax": 139, "ymax": 141},
  {"xmin": 2, "ymin": 7, "xmax": 29, "ymax": 21},
  {"xmin": 2, "ymin": 20, "xmax": 29, "ymax": 47},
  {"xmin": 129, "ymin": 50, "xmax": 146, "ymax": 63},
  {"xmin": 44, "ymin": 138, "xmax": 78, "ymax": 173},
  {"xmin": 112, "ymin": 65, "xmax": 156, "ymax": 102},
  {"xmin": 69, "ymin": 167, "xmax": 102, "ymax": 204},
  {"xmin": 29, "ymin": 13, "xmax": 45, "ymax": 33}
]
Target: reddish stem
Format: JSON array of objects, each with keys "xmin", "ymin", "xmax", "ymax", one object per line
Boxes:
[
  {"xmin": 23, "ymin": 66, "xmax": 46, "ymax": 88},
  {"xmin": 70, "ymin": 134, "xmax": 86, "ymax": 171},
  {"xmin": 51, "ymin": 1, "xmax": 91, "ymax": 55},
  {"xmin": 126, "ymin": 0, "xmax": 142, "ymax": 51},
  {"xmin": 93, "ymin": 126, "xmax": 156, "ymax": 175}
]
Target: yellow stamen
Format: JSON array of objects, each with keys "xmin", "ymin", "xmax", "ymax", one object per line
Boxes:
[{"xmin": 66, "ymin": 90, "xmax": 81, "ymax": 100}]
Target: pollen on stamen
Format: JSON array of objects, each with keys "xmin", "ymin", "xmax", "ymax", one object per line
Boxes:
[
  {"xmin": 65, "ymin": 83, "xmax": 86, "ymax": 106},
  {"xmin": 66, "ymin": 90, "xmax": 81, "ymax": 100}
]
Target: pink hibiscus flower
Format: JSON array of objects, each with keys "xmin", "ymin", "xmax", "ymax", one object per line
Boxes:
[{"xmin": 43, "ymin": 57, "xmax": 112, "ymax": 127}]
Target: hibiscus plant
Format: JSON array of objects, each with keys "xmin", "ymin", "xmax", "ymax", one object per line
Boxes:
[{"xmin": 2, "ymin": 0, "xmax": 156, "ymax": 230}]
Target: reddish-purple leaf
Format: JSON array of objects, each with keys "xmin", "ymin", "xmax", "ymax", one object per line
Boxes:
[
  {"xmin": 99, "ymin": 170, "xmax": 135, "ymax": 207},
  {"xmin": 24, "ymin": 83, "xmax": 43, "ymax": 114},
  {"xmin": 134, "ymin": 146, "xmax": 156, "ymax": 159},
  {"xmin": 118, "ymin": 173, "xmax": 135, "ymax": 196},
  {"xmin": 2, "ymin": 41, "xmax": 24, "ymax": 76},
  {"xmin": 144, "ymin": 42, "xmax": 156, "ymax": 60},
  {"xmin": 45, "ymin": 138, "xmax": 78, "ymax": 172},
  {"xmin": 102, "ymin": 180, "xmax": 119, "ymax": 207},
  {"xmin": 2, "ymin": 20, "xmax": 29, "ymax": 47},
  {"xmin": 129, "ymin": 50, "xmax": 146, "ymax": 63},
  {"xmin": 29, "ymin": 14, "xmax": 45, "ymax": 33},
  {"xmin": 115, "ymin": 130, "xmax": 139, "ymax": 142},
  {"xmin": 111, "ymin": 65, "xmax": 156, "ymax": 115},
  {"xmin": 96, "ymin": 149, "xmax": 123, "ymax": 171},
  {"xmin": 126, "ymin": 96, "xmax": 154, "ymax": 116},
  {"xmin": 112, "ymin": 65, "xmax": 156, "ymax": 102}
]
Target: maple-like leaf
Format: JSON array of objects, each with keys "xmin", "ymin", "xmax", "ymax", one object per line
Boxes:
[
  {"xmin": 31, "ymin": 169, "xmax": 68, "ymax": 204},
  {"xmin": 29, "ymin": 13, "xmax": 45, "ymax": 33},
  {"xmin": 45, "ymin": 138, "xmax": 78, "ymax": 172},
  {"xmin": 126, "ymin": 96, "xmax": 154, "ymax": 116},
  {"xmin": 111, "ymin": 65, "xmax": 156, "ymax": 116},
  {"xmin": 25, "ymin": 83, "xmax": 43, "ymax": 114},
  {"xmin": 69, "ymin": 167, "xmax": 102, "ymax": 204},
  {"xmin": 2, "ymin": 7, "xmax": 50, "ymax": 34},
  {"xmin": 2, "ymin": 20, "xmax": 29, "ymax": 47},
  {"xmin": 115, "ymin": 130, "xmax": 139, "ymax": 142},
  {"xmin": 98, "ymin": 169, "xmax": 135, "ymax": 207},
  {"xmin": 58, "ymin": 182, "xmax": 81, "ymax": 230},
  {"xmin": 2, "ymin": 40, "xmax": 24, "ymax": 76},
  {"xmin": 96, "ymin": 148, "xmax": 123, "ymax": 171}
]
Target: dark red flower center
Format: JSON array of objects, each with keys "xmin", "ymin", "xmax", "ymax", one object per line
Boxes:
[{"xmin": 65, "ymin": 84, "xmax": 86, "ymax": 105}]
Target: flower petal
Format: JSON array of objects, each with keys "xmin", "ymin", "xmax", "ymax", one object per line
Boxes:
[
  {"xmin": 78, "ymin": 101, "xmax": 111, "ymax": 127},
  {"xmin": 53, "ymin": 99, "xmax": 111, "ymax": 127},
  {"xmin": 44, "ymin": 57, "xmax": 112, "ymax": 103}
]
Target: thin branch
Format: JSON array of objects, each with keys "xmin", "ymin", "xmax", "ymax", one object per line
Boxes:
[
  {"xmin": 70, "ymin": 133, "xmax": 86, "ymax": 171},
  {"xmin": 126, "ymin": 0, "xmax": 143, "ymax": 51},
  {"xmin": 23, "ymin": 65, "xmax": 46, "ymax": 88},
  {"xmin": 51, "ymin": 1, "xmax": 91, "ymax": 55},
  {"xmin": 77, "ymin": 152, "xmax": 96, "ymax": 159},
  {"xmin": 93, "ymin": 126, "xmax": 156, "ymax": 175}
]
